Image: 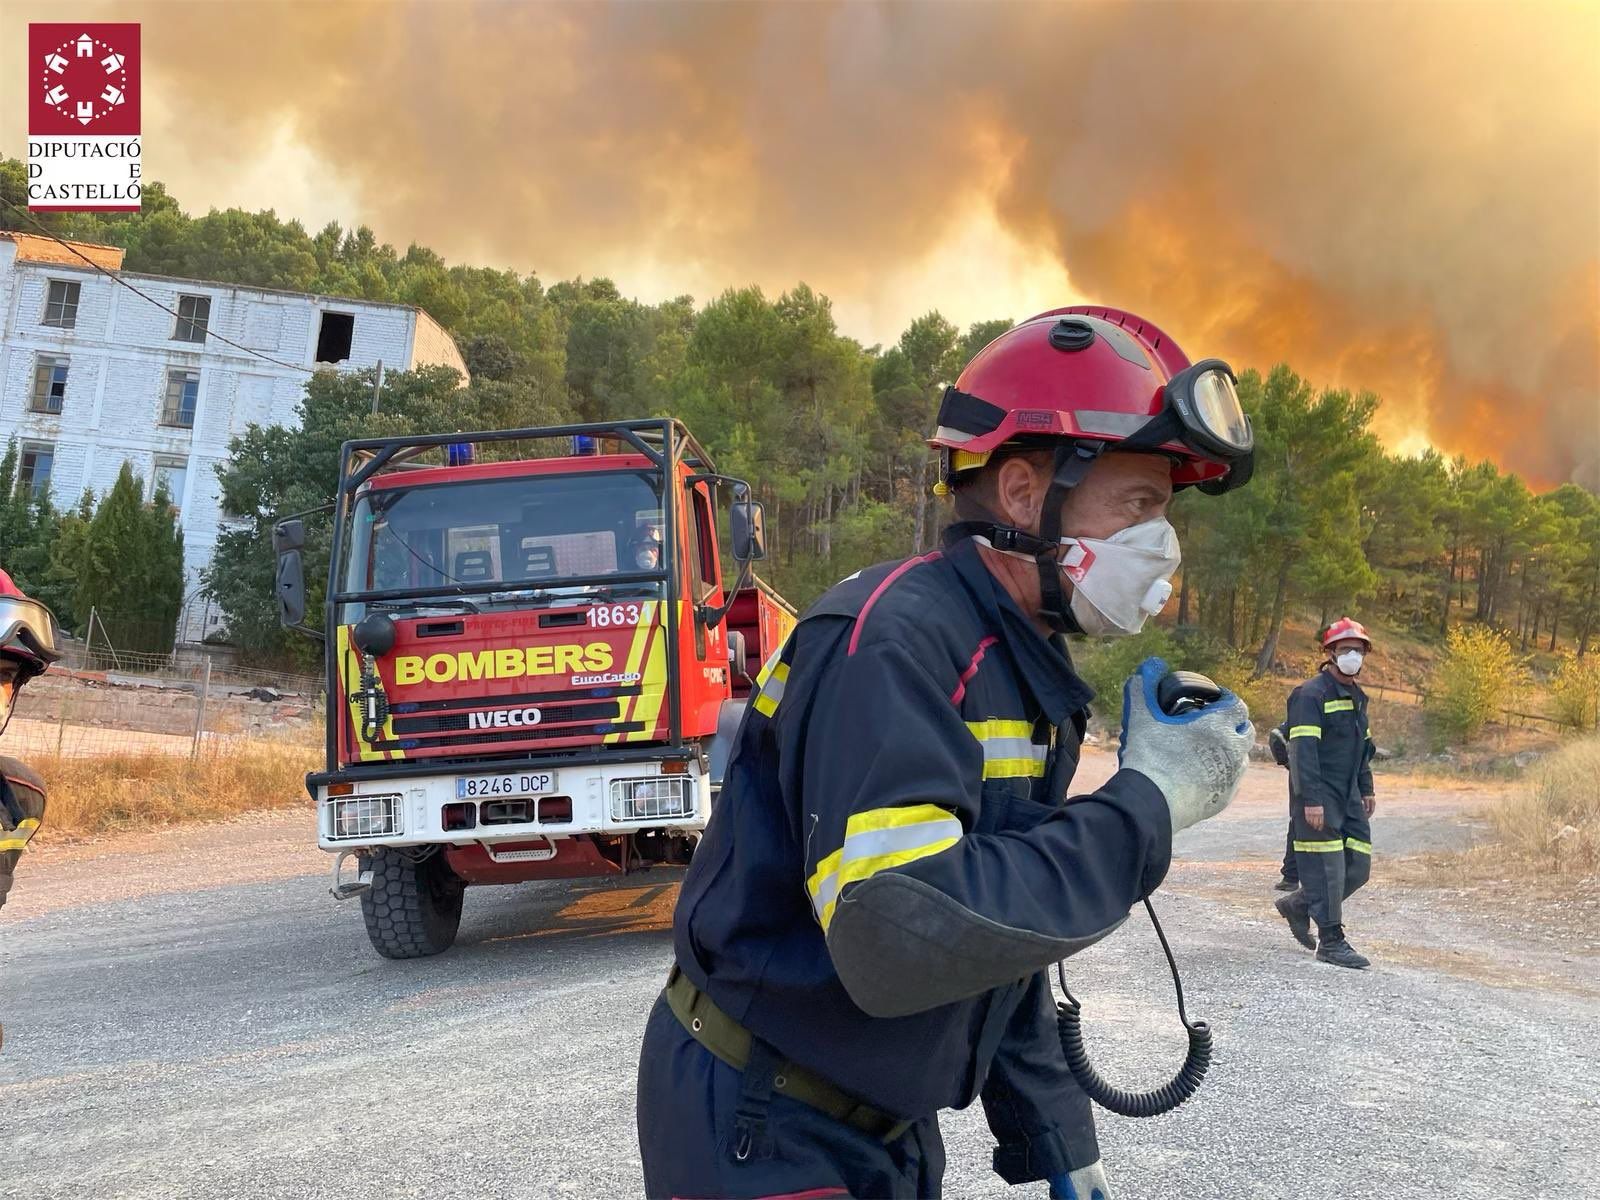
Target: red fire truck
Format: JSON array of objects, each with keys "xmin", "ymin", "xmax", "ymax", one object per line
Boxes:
[{"xmin": 273, "ymin": 419, "xmax": 795, "ymax": 958}]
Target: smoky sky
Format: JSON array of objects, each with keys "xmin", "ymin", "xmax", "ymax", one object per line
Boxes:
[{"xmin": 6, "ymin": 0, "xmax": 1597, "ymax": 486}]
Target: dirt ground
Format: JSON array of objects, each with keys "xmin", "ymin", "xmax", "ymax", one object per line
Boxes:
[{"xmin": 5, "ymin": 753, "xmax": 1596, "ymax": 1199}]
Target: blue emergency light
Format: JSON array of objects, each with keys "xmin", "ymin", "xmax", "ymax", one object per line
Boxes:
[
  {"xmin": 446, "ymin": 441, "xmax": 474, "ymax": 466},
  {"xmin": 572, "ymin": 434, "xmax": 598, "ymax": 456}
]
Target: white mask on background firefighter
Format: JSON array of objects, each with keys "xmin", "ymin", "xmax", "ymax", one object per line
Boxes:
[
  {"xmin": 1057, "ymin": 517, "xmax": 1183, "ymax": 637},
  {"xmin": 1336, "ymin": 648, "xmax": 1365, "ymax": 676},
  {"xmin": 634, "ymin": 543, "xmax": 661, "ymax": 570}
]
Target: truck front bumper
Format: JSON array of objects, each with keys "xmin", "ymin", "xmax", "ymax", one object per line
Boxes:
[{"xmin": 311, "ymin": 757, "xmax": 711, "ymax": 852}]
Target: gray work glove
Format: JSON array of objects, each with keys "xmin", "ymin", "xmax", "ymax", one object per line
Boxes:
[
  {"xmin": 1117, "ymin": 657, "xmax": 1254, "ymax": 834},
  {"xmin": 1048, "ymin": 1159, "xmax": 1110, "ymax": 1199}
]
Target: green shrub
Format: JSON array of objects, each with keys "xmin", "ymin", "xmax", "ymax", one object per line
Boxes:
[
  {"xmin": 1423, "ymin": 626, "xmax": 1529, "ymax": 748},
  {"xmin": 1071, "ymin": 625, "xmax": 1176, "ymax": 733},
  {"xmin": 1549, "ymin": 653, "xmax": 1600, "ymax": 732}
]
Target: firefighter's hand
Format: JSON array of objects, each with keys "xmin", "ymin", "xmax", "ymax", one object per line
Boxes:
[
  {"xmin": 1047, "ymin": 1159, "xmax": 1110, "ymax": 1199},
  {"xmin": 1304, "ymin": 805, "xmax": 1325, "ymax": 831},
  {"xmin": 1363, "ymin": 794, "xmax": 1376, "ymax": 817},
  {"xmin": 1118, "ymin": 658, "xmax": 1253, "ymax": 834}
]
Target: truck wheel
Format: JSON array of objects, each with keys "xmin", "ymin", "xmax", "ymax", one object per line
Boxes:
[{"xmin": 360, "ymin": 848, "xmax": 465, "ymax": 959}]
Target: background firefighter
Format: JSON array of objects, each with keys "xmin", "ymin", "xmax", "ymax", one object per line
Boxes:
[
  {"xmin": 1, "ymin": 567, "xmax": 62, "ymax": 917},
  {"xmin": 636, "ymin": 307, "xmax": 1257, "ymax": 1200},
  {"xmin": 1273, "ymin": 619, "xmax": 1378, "ymax": 969},
  {"xmin": 1267, "ymin": 722, "xmax": 1300, "ymax": 892}
]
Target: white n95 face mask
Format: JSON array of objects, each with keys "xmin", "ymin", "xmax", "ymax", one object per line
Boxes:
[
  {"xmin": 1057, "ymin": 517, "xmax": 1182, "ymax": 637},
  {"xmin": 1336, "ymin": 649, "xmax": 1365, "ymax": 676}
]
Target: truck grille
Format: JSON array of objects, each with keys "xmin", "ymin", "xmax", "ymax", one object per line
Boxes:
[
  {"xmin": 367, "ymin": 719, "xmax": 645, "ymax": 753},
  {"xmin": 389, "ymin": 698, "xmax": 619, "ymax": 735}
]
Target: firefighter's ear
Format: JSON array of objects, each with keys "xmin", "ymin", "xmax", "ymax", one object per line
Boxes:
[{"xmin": 992, "ymin": 456, "xmax": 1047, "ymax": 531}]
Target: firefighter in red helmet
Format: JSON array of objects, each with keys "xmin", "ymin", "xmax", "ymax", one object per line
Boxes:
[
  {"xmin": 1, "ymin": 567, "xmax": 62, "ymax": 916},
  {"xmin": 638, "ymin": 308, "xmax": 1257, "ymax": 1199},
  {"xmin": 1272, "ymin": 618, "xmax": 1378, "ymax": 969}
]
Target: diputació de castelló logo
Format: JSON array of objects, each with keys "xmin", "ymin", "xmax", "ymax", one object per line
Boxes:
[{"xmin": 27, "ymin": 23, "xmax": 142, "ymax": 212}]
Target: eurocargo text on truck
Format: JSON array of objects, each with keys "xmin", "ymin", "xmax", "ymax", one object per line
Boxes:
[{"xmin": 272, "ymin": 419, "xmax": 796, "ymax": 958}]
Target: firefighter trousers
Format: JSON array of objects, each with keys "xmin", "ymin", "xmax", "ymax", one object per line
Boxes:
[
  {"xmin": 1289, "ymin": 802, "xmax": 1371, "ymax": 933},
  {"xmin": 1280, "ymin": 824, "xmax": 1298, "ymax": 884},
  {"xmin": 637, "ymin": 993, "xmax": 945, "ymax": 1199}
]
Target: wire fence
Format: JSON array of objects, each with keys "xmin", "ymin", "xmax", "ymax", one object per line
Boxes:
[
  {"xmin": 7, "ymin": 653, "xmax": 323, "ymax": 761},
  {"xmin": 1356, "ymin": 679, "xmax": 1571, "ymax": 732},
  {"xmin": 56, "ymin": 607, "xmax": 323, "ymax": 692}
]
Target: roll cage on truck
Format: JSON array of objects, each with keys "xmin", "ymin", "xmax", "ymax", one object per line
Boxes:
[{"xmin": 272, "ymin": 419, "xmax": 795, "ymax": 958}]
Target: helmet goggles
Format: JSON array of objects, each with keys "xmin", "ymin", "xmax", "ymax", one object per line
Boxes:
[{"xmin": 1114, "ymin": 358, "xmax": 1253, "ymax": 483}]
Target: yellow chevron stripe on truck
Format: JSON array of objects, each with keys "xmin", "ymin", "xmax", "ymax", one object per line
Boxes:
[
  {"xmin": 606, "ymin": 602, "xmax": 660, "ymax": 744},
  {"xmin": 337, "ymin": 625, "xmax": 401, "ymax": 761},
  {"xmin": 620, "ymin": 606, "xmax": 674, "ymax": 742}
]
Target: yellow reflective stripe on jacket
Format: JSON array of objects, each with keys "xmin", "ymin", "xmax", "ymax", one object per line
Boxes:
[
  {"xmin": 807, "ymin": 803, "xmax": 963, "ymax": 931},
  {"xmin": 0, "ymin": 817, "xmax": 41, "ymax": 853},
  {"xmin": 1324, "ymin": 698, "xmax": 1355, "ymax": 713},
  {"xmin": 752, "ymin": 658, "xmax": 789, "ymax": 718},
  {"xmin": 1345, "ymin": 837, "xmax": 1372, "ymax": 855},
  {"xmin": 1289, "ymin": 725, "xmax": 1322, "ymax": 739},
  {"xmin": 1293, "ymin": 838, "xmax": 1344, "ymax": 853},
  {"xmin": 967, "ymin": 719, "xmax": 1048, "ymax": 779}
]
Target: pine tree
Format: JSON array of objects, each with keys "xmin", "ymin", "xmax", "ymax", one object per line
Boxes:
[{"xmin": 75, "ymin": 464, "xmax": 185, "ymax": 653}]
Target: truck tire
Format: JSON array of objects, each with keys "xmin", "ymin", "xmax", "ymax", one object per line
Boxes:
[{"xmin": 360, "ymin": 848, "xmax": 465, "ymax": 959}]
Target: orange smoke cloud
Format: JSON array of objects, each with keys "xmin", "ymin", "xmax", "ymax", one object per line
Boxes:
[{"xmin": 2, "ymin": 0, "xmax": 1595, "ymax": 485}]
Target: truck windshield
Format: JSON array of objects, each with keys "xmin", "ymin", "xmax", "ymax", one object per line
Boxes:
[{"xmin": 339, "ymin": 470, "xmax": 667, "ymax": 612}]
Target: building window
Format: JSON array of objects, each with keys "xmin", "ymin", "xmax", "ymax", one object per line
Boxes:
[
  {"xmin": 30, "ymin": 355, "xmax": 69, "ymax": 414},
  {"xmin": 18, "ymin": 444, "xmax": 54, "ymax": 499},
  {"xmin": 315, "ymin": 311, "xmax": 355, "ymax": 363},
  {"xmin": 152, "ymin": 455, "xmax": 188, "ymax": 511},
  {"xmin": 173, "ymin": 295, "xmax": 211, "ymax": 343},
  {"xmin": 162, "ymin": 370, "xmax": 200, "ymax": 428},
  {"xmin": 43, "ymin": 280, "xmax": 80, "ymax": 329}
]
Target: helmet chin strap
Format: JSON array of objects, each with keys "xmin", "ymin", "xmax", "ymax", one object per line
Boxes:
[
  {"xmin": 1034, "ymin": 442, "xmax": 1103, "ymax": 633},
  {"xmin": 947, "ymin": 440, "xmax": 1106, "ymax": 634}
]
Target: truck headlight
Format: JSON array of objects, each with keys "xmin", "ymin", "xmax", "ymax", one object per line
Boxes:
[
  {"xmin": 328, "ymin": 794, "xmax": 403, "ymax": 840},
  {"xmin": 609, "ymin": 777, "xmax": 695, "ymax": 822}
]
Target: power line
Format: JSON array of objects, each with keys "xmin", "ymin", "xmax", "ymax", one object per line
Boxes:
[{"xmin": 2, "ymin": 199, "xmax": 318, "ymax": 375}]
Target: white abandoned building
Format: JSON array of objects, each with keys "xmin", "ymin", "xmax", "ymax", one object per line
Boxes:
[{"xmin": 0, "ymin": 232, "xmax": 466, "ymax": 642}]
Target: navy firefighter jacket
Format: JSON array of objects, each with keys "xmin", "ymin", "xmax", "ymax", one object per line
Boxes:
[
  {"xmin": 1285, "ymin": 668, "xmax": 1376, "ymax": 814},
  {"xmin": 672, "ymin": 531, "xmax": 1174, "ymax": 1182}
]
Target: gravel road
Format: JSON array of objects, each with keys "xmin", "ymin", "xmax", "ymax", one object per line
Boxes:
[{"xmin": 3, "ymin": 753, "xmax": 1596, "ymax": 1200}]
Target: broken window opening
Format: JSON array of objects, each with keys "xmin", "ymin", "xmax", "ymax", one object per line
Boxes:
[{"xmin": 315, "ymin": 311, "xmax": 355, "ymax": 363}]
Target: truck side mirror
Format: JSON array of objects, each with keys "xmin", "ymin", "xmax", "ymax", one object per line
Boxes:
[
  {"xmin": 729, "ymin": 498, "xmax": 767, "ymax": 562},
  {"xmin": 273, "ymin": 519, "xmax": 305, "ymax": 555},
  {"xmin": 274, "ymin": 519, "xmax": 308, "ymax": 628}
]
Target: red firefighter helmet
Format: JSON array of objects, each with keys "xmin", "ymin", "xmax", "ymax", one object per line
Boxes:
[
  {"xmin": 1321, "ymin": 617, "xmax": 1373, "ymax": 651},
  {"xmin": 0, "ymin": 567, "xmax": 63, "ymax": 683},
  {"xmin": 930, "ymin": 305, "xmax": 1254, "ymax": 494}
]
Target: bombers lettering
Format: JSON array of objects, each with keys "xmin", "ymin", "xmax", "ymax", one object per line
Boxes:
[{"xmin": 393, "ymin": 642, "xmax": 613, "ymax": 686}]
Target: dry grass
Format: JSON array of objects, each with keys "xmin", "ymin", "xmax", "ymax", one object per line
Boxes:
[
  {"xmin": 1445, "ymin": 735, "xmax": 1600, "ymax": 879},
  {"xmin": 34, "ymin": 739, "xmax": 319, "ymax": 838}
]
